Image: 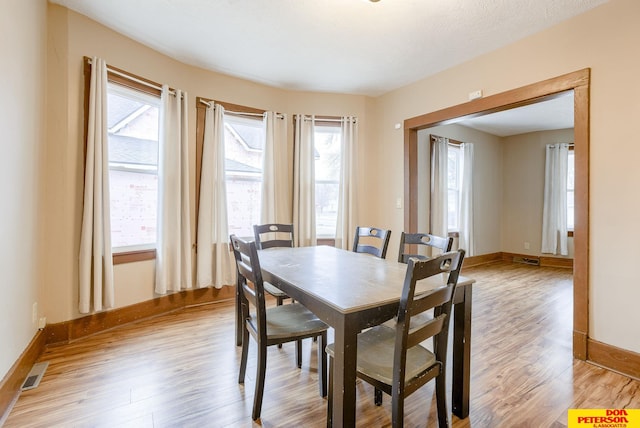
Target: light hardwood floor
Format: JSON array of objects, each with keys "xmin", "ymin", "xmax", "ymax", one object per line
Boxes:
[{"xmin": 5, "ymin": 262, "xmax": 640, "ymax": 427}]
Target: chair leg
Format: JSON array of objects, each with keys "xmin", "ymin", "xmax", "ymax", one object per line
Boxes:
[
  {"xmin": 374, "ymin": 388, "xmax": 383, "ymax": 406},
  {"xmin": 296, "ymin": 339, "xmax": 302, "ymax": 368},
  {"xmin": 318, "ymin": 332, "xmax": 327, "ymax": 397},
  {"xmin": 252, "ymin": 344, "xmax": 267, "ymax": 421},
  {"xmin": 238, "ymin": 327, "xmax": 249, "ymax": 384},
  {"xmin": 327, "ymin": 355, "xmax": 333, "ymax": 428},
  {"xmin": 391, "ymin": 392, "xmax": 405, "ymax": 428},
  {"xmin": 235, "ymin": 284, "xmax": 243, "ymax": 346},
  {"xmin": 277, "ymin": 297, "xmax": 284, "ymax": 349},
  {"xmin": 435, "ymin": 373, "xmax": 449, "ymax": 428}
]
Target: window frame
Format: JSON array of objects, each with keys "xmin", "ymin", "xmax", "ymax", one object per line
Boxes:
[
  {"xmin": 223, "ymin": 112, "xmax": 266, "ymax": 239},
  {"xmin": 429, "ymin": 135, "xmax": 464, "ymax": 234},
  {"xmin": 313, "ymin": 119, "xmax": 342, "ymax": 241},
  {"xmin": 567, "ymin": 145, "xmax": 575, "ymax": 237},
  {"xmin": 446, "ymin": 141, "xmax": 463, "ymax": 233},
  {"xmin": 194, "ymin": 97, "xmax": 267, "ymax": 242},
  {"xmin": 83, "ymin": 57, "xmax": 162, "ymax": 264}
]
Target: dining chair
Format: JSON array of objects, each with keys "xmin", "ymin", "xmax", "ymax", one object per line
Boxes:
[
  {"xmin": 253, "ymin": 223, "xmax": 294, "ymax": 306},
  {"xmin": 230, "ymin": 235, "xmax": 328, "ymax": 421},
  {"xmin": 326, "ymin": 249, "xmax": 465, "ymax": 427},
  {"xmin": 397, "ymin": 231, "xmax": 453, "ymax": 263},
  {"xmin": 385, "ymin": 232, "xmax": 455, "ymax": 332},
  {"xmin": 253, "ymin": 223, "xmax": 301, "ymax": 351},
  {"xmin": 352, "ymin": 226, "xmax": 392, "ymax": 259}
]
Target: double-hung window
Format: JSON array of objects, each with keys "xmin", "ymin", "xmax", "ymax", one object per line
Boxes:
[
  {"xmin": 447, "ymin": 143, "xmax": 463, "ymax": 232},
  {"xmin": 106, "ymin": 83, "xmax": 161, "ymax": 252},
  {"xmin": 223, "ymin": 113, "xmax": 265, "ymax": 238},
  {"xmin": 567, "ymin": 147, "xmax": 575, "ymax": 232},
  {"xmin": 314, "ymin": 123, "xmax": 341, "ymax": 238}
]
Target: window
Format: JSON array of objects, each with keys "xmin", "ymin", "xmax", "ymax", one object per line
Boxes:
[
  {"xmin": 107, "ymin": 83, "xmax": 160, "ymax": 251},
  {"xmin": 224, "ymin": 114, "xmax": 265, "ymax": 238},
  {"xmin": 447, "ymin": 143, "xmax": 463, "ymax": 232},
  {"xmin": 567, "ymin": 148, "xmax": 575, "ymax": 231},
  {"xmin": 314, "ymin": 124, "xmax": 341, "ymax": 237}
]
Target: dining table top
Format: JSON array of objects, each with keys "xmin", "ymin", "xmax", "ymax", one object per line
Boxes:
[{"xmin": 257, "ymin": 245, "xmax": 473, "ymax": 315}]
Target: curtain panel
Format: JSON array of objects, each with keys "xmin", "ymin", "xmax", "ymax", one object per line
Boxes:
[
  {"xmin": 155, "ymin": 86, "xmax": 193, "ymax": 294},
  {"xmin": 459, "ymin": 142, "xmax": 475, "ymax": 256},
  {"xmin": 335, "ymin": 116, "xmax": 358, "ymax": 250},
  {"xmin": 260, "ymin": 112, "xmax": 290, "ymax": 224},
  {"xmin": 541, "ymin": 143, "xmax": 569, "ymax": 255},
  {"xmin": 431, "ymin": 136, "xmax": 449, "ymax": 241},
  {"xmin": 79, "ymin": 57, "xmax": 114, "ymax": 314},
  {"xmin": 293, "ymin": 115, "xmax": 317, "ymax": 247},
  {"xmin": 197, "ymin": 103, "xmax": 236, "ymax": 288}
]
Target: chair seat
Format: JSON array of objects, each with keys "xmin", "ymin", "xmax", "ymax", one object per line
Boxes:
[
  {"xmin": 263, "ymin": 281, "xmax": 288, "ymax": 298},
  {"xmin": 248, "ymin": 303, "xmax": 328, "ymax": 341},
  {"xmin": 327, "ymin": 325, "xmax": 436, "ymax": 385}
]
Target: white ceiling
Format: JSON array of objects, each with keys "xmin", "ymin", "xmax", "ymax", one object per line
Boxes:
[
  {"xmin": 458, "ymin": 91, "xmax": 575, "ymax": 137},
  {"xmin": 51, "ymin": 0, "xmax": 597, "ymax": 135}
]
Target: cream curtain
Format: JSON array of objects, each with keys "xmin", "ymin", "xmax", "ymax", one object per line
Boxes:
[
  {"xmin": 260, "ymin": 112, "xmax": 290, "ymax": 224},
  {"xmin": 293, "ymin": 115, "xmax": 317, "ymax": 247},
  {"xmin": 431, "ymin": 136, "xmax": 449, "ymax": 240},
  {"xmin": 459, "ymin": 143, "xmax": 475, "ymax": 256},
  {"xmin": 335, "ymin": 116, "xmax": 358, "ymax": 250},
  {"xmin": 79, "ymin": 57, "xmax": 114, "ymax": 314},
  {"xmin": 541, "ymin": 143, "xmax": 569, "ymax": 255},
  {"xmin": 155, "ymin": 86, "xmax": 193, "ymax": 294},
  {"xmin": 197, "ymin": 103, "xmax": 236, "ymax": 288}
]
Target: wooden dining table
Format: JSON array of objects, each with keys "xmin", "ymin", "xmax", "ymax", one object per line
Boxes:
[{"xmin": 257, "ymin": 245, "xmax": 474, "ymax": 427}]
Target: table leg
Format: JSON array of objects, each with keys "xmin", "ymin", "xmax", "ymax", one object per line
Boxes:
[
  {"xmin": 329, "ymin": 320, "xmax": 359, "ymax": 428},
  {"xmin": 452, "ymin": 284, "xmax": 472, "ymax": 418}
]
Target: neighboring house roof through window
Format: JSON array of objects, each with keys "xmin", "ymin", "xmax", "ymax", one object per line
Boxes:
[
  {"xmin": 107, "ymin": 93, "xmax": 146, "ymax": 131},
  {"xmin": 108, "ymin": 134, "xmax": 157, "ymax": 166},
  {"xmin": 225, "ymin": 122, "xmax": 263, "ymax": 151},
  {"xmin": 225, "ymin": 158, "xmax": 261, "ymax": 174}
]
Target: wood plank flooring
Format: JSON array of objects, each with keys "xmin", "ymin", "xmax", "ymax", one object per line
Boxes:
[{"xmin": 5, "ymin": 262, "xmax": 640, "ymax": 427}]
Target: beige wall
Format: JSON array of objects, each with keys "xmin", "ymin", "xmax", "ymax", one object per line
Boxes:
[
  {"xmin": 375, "ymin": 0, "xmax": 640, "ymax": 353},
  {"xmin": 43, "ymin": 5, "xmax": 373, "ymax": 324},
  {"xmin": 502, "ymin": 129, "xmax": 575, "ymax": 257},
  {"xmin": 415, "ymin": 125, "xmax": 575, "ymax": 259},
  {"xmin": 4, "ymin": 0, "xmax": 639, "ymax": 383},
  {"xmin": 416, "ymin": 124, "xmax": 504, "ymax": 257},
  {"xmin": 0, "ymin": 0, "xmax": 47, "ymax": 379}
]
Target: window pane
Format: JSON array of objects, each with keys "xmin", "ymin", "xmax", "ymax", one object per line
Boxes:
[
  {"xmin": 447, "ymin": 149, "xmax": 460, "ymax": 190},
  {"xmin": 447, "ymin": 145, "xmax": 462, "ymax": 232},
  {"xmin": 448, "ymin": 189, "xmax": 459, "ymax": 229},
  {"xmin": 315, "ymin": 126, "xmax": 341, "ymax": 237},
  {"xmin": 224, "ymin": 115, "xmax": 264, "ymax": 238},
  {"xmin": 107, "ymin": 84, "xmax": 160, "ymax": 249}
]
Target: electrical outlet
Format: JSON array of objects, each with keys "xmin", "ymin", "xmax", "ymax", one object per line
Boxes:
[
  {"xmin": 32, "ymin": 302, "xmax": 38, "ymax": 324},
  {"xmin": 38, "ymin": 317, "xmax": 46, "ymax": 330},
  {"xmin": 524, "ymin": 242, "xmax": 530, "ymax": 250},
  {"xmin": 396, "ymin": 198, "xmax": 402, "ymax": 209},
  {"xmin": 468, "ymin": 89, "xmax": 483, "ymax": 100}
]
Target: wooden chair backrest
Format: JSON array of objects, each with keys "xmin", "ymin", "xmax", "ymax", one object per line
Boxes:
[
  {"xmin": 394, "ymin": 250, "xmax": 465, "ymax": 395},
  {"xmin": 230, "ymin": 234, "xmax": 268, "ymax": 342},
  {"xmin": 352, "ymin": 226, "xmax": 391, "ymax": 259},
  {"xmin": 397, "ymin": 232, "xmax": 453, "ymax": 263},
  {"xmin": 253, "ymin": 223, "xmax": 294, "ymax": 250}
]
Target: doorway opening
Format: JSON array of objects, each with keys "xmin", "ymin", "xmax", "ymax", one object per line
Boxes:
[{"xmin": 403, "ymin": 69, "xmax": 590, "ymax": 359}]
